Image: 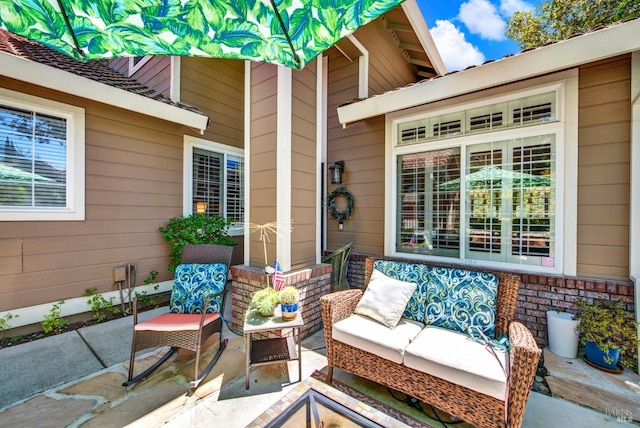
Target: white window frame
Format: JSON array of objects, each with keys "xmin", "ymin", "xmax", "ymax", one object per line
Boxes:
[
  {"xmin": 183, "ymin": 135, "xmax": 244, "ymax": 236},
  {"xmin": 0, "ymin": 88, "xmax": 85, "ymax": 221},
  {"xmin": 385, "ymin": 74, "xmax": 578, "ymax": 275}
]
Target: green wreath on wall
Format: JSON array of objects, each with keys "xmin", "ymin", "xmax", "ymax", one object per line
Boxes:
[{"xmin": 326, "ymin": 186, "xmax": 354, "ymax": 221}]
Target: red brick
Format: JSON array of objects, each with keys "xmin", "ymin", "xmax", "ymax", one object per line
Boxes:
[
  {"xmin": 606, "ymin": 283, "xmax": 618, "ymax": 294},
  {"xmin": 595, "ymin": 283, "xmax": 606, "ymax": 292},
  {"xmin": 617, "ymin": 285, "xmax": 628, "ymax": 296},
  {"xmin": 527, "ymin": 296, "xmax": 551, "ymax": 305}
]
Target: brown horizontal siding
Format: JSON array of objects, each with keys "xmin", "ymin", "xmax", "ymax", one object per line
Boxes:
[
  {"xmin": 352, "ymin": 18, "xmax": 416, "ymax": 95},
  {"xmin": 326, "ymin": 25, "xmax": 414, "ymax": 257},
  {"xmin": 576, "ymin": 55, "xmax": 631, "ymax": 281},
  {"xmin": 108, "ymin": 57, "xmax": 171, "ymax": 98},
  {"xmin": 181, "ymin": 58, "xmax": 244, "ymax": 147},
  {"xmin": 248, "ymin": 62, "xmax": 278, "ymax": 268},
  {"xmin": 291, "ymin": 63, "xmax": 318, "ymax": 270},
  {"xmin": 0, "ymin": 78, "xmax": 202, "ymax": 311}
]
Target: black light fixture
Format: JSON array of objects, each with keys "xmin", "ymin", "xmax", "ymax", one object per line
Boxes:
[{"xmin": 329, "ymin": 161, "xmax": 345, "ymax": 184}]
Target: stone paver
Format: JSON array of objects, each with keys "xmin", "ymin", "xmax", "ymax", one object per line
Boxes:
[
  {"xmin": 544, "ymin": 348, "xmax": 640, "ymax": 422},
  {"xmin": 59, "ymin": 372, "xmax": 127, "ymax": 404},
  {"xmin": 0, "ymin": 331, "xmax": 103, "ymax": 409},
  {"xmin": 0, "ymin": 394, "xmax": 94, "ymax": 427},
  {"xmin": 79, "ymin": 380, "xmax": 189, "ymax": 428}
]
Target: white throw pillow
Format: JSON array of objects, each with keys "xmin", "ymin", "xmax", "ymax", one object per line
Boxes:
[{"xmin": 354, "ymin": 269, "xmax": 418, "ymax": 328}]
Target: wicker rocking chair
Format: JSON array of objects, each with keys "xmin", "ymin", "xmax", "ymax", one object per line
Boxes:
[{"xmin": 123, "ymin": 244, "xmax": 233, "ymax": 389}]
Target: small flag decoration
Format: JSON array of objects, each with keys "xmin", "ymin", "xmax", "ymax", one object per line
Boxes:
[{"xmin": 272, "ymin": 259, "xmax": 286, "ymax": 291}]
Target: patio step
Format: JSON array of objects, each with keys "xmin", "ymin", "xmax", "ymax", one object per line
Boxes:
[{"xmin": 543, "ymin": 347, "xmax": 640, "ymax": 422}]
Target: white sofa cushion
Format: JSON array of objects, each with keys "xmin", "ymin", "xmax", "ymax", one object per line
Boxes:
[
  {"xmin": 354, "ymin": 269, "xmax": 418, "ymax": 328},
  {"xmin": 404, "ymin": 325, "xmax": 508, "ymax": 401},
  {"xmin": 333, "ymin": 314, "xmax": 423, "ymax": 364}
]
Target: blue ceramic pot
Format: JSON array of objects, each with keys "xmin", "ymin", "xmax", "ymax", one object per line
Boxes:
[
  {"xmin": 585, "ymin": 340, "xmax": 620, "ymax": 369},
  {"xmin": 281, "ymin": 303, "xmax": 299, "ymax": 312}
]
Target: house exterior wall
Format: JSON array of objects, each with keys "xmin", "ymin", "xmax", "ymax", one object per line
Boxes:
[
  {"xmin": 324, "ymin": 18, "xmax": 419, "ymax": 256},
  {"xmin": 247, "ymin": 62, "xmax": 278, "ymax": 268},
  {"xmin": 181, "ymin": 58, "xmax": 244, "ymax": 148},
  {"xmin": 291, "ymin": 62, "xmax": 318, "ymax": 270},
  {"xmin": 577, "ymin": 55, "xmax": 631, "ymax": 281},
  {"xmin": 109, "ymin": 57, "xmax": 172, "ymax": 98},
  {"xmin": 0, "ymin": 77, "xmax": 199, "ymax": 312},
  {"xmin": 327, "ymin": 55, "xmax": 632, "ymax": 283},
  {"xmin": 328, "ymin": 53, "xmax": 634, "ymax": 351}
]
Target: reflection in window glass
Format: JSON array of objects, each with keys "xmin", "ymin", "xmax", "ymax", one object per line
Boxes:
[
  {"xmin": 192, "ymin": 148, "xmax": 244, "ymax": 223},
  {"xmin": 396, "ymin": 136, "xmax": 555, "ymax": 267},
  {"xmin": 0, "ymin": 105, "xmax": 67, "ymax": 208}
]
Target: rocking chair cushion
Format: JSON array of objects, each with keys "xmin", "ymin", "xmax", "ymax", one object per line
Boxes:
[
  {"xmin": 170, "ymin": 263, "xmax": 228, "ymax": 314},
  {"xmin": 134, "ymin": 313, "xmax": 220, "ymax": 332}
]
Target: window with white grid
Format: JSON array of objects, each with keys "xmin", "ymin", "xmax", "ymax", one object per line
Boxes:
[
  {"xmin": 0, "ymin": 89, "xmax": 84, "ymax": 221},
  {"xmin": 393, "ymin": 87, "xmax": 561, "ymax": 270},
  {"xmin": 185, "ymin": 137, "xmax": 244, "ymax": 235}
]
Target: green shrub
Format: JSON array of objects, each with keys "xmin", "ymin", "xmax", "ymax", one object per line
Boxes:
[
  {"xmin": 159, "ymin": 214, "xmax": 236, "ymax": 272},
  {"xmin": 84, "ymin": 288, "xmax": 120, "ymax": 322},
  {"xmin": 0, "ymin": 312, "xmax": 18, "ymax": 339},
  {"xmin": 42, "ymin": 301, "xmax": 67, "ymax": 334}
]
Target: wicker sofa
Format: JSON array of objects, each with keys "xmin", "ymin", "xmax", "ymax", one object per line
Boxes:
[{"xmin": 320, "ymin": 256, "xmax": 541, "ymax": 428}]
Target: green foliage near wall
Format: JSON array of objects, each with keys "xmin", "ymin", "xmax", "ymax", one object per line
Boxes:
[{"xmin": 159, "ymin": 214, "xmax": 236, "ymax": 272}]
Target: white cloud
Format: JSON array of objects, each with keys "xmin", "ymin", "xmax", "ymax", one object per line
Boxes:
[
  {"xmin": 430, "ymin": 20, "xmax": 486, "ymax": 72},
  {"xmin": 499, "ymin": 0, "xmax": 534, "ymax": 17},
  {"xmin": 458, "ymin": 0, "xmax": 506, "ymax": 41}
]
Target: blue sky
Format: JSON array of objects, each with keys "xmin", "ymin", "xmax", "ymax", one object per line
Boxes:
[{"xmin": 416, "ymin": 0, "xmax": 543, "ymax": 72}]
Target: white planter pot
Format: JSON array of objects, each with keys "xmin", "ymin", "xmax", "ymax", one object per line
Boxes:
[{"xmin": 547, "ymin": 310, "xmax": 580, "ymax": 358}]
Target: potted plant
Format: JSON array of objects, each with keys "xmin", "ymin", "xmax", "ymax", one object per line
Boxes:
[
  {"xmin": 574, "ymin": 298, "xmax": 639, "ymax": 371},
  {"xmin": 249, "ymin": 287, "xmax": 280, "ymax": 317},
  {"xmin": 279, "ymin": 286, "xmax": 299, "ymax": 321}
]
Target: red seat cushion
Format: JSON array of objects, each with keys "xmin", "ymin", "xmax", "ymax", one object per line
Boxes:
[{"xmin": 135, "ymin": 313, "xmax": 220, "ymax": 332}]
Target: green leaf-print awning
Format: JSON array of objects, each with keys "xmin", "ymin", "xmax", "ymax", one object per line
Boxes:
[{"xmin": 0, "ymin": 0, "xmax": 405, "ymax": 69}]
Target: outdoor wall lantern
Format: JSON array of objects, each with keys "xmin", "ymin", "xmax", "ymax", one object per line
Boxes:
[
  {"xmin": 329, "ymin": 161, "xmax": 345, "ymax": 184},
  {"xmin": 196, "ymin": 201, "xmax": 208, "ymax": 214}
]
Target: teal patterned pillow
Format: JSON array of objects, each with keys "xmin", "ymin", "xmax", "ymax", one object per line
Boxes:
[
  {"xmin": 170, "ymin": 263, "xmax": 228, "ymax": 314},
  {"xmin": 425, "ymin": 267, "xmax": 498, "ymax": 336},
  {"xmin": 373, "ymin": 260, "xmax": 430, "ymax": 323}
]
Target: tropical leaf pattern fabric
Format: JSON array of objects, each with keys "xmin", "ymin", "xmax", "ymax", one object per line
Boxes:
[
  {"xmin": 170, "ymin": 263, "xmax": 228, "ymax": 314},
  {"xmin": 372, "ymin": 260, "xmax": 429, "ymax": 323},
  {"xmin": 425, "ymin": 267, "xmax": 498, "ymax": 336},
  {"xmin": 0, "ymin": 0, "xmax": 404, "ymax": 69}
]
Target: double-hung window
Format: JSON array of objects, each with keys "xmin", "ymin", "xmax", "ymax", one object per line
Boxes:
[
  {"xmin": 0, "ymin": 88, "xmax": 85, "ymax": 221},
  {"xmin": 184, "ymin": 136, "xmax": 244, "ymax": 235},
  {"xmin": 393, "ymin": 84, "xmax": 569, "ymax": 272}
]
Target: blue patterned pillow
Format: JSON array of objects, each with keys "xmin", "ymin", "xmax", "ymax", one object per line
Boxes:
[
  {"xmin": 373, "ymin": 260, "xmax": 430, "ymax": 323},
  {"xmin": 170, "ymin": 263, "xmax": 228, "ymax": 314},
  {"xmin": 425, "ymin": 267, "xmax": 498, "ymax": 336}
]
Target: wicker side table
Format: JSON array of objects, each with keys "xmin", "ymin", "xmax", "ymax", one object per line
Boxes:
[{"xmin": 243, "ymin": 306, "xmax": 304, "ymax": 390}]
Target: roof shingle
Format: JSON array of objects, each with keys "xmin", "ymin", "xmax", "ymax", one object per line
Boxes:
[{"xmin": 0, "ymin": 29, "xmax": 205, "ymax": 117}]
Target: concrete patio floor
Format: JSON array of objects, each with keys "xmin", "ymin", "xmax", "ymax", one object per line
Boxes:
[{"xmin": 0, "ymin": 299, "xmax": 637, "ymax": 427}]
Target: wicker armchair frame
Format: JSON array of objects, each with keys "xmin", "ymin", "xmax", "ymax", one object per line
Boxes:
[
  {"xmin": 320, "ymin": 256, "xmax": 541, "ymax": 428},
  {"xmin": 124, "ymin": 244, "xmax": 233, "ymax": 389}
]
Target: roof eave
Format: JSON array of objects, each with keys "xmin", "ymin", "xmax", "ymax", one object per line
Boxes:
[
  {"xmin": 0, "ymin": 52, "xmax": 209, "ymax": 132},
  {"xmin": 338, "ymin": 18, "xmax": 640, "ymax": 125},
  {"xmin": 401, "ymin": 0, "xmax": 447, "ymax": 76}
]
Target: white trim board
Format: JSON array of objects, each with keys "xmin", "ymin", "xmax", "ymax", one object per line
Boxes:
[
  {"xmin": 338, "ymin": 19, "xmax": 640, "ymax": 125},
  {"xmin": 1, "ymin": 52, "xmax": 209, "ymax": 131}
]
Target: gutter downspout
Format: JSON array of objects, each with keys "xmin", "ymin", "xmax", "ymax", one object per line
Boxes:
[{"xmin": 630, "ymin": 51, "xmax": 640, "ymax": 375}]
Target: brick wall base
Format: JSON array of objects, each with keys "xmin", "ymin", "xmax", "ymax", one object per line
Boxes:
[
  {"xmin": 230, "ymin": 264, "xmax": 331, "ymax": 340},
  {"xmin": 345, "ymin": 253, "xmax": 635, "ymax": 350}
]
